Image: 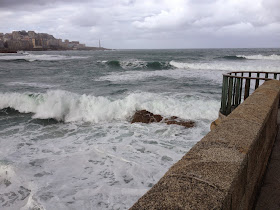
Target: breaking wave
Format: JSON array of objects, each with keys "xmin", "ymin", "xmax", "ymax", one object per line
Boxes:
[
  {"xmin": 0, "ymin": 53, "xmax": 88, "ymax": 62},
  {"xmin": 218, "ymin": 55, "xmax": 246, "ymax": 60},
  {"xmin": 237, "ymin": 54, "xmax": 280, "ymax": 60},
  {"xmin": 216, "ymin": 54, "xmax": 280, "ymax": 61},
  {"xmin": 101, "ymin": 60, "xmax": 173, "ymax": 70},
  {"xmin": 0, "ymin": 90, "xmax": 219, "ymax": 123},
  {"xmin": 169, "ymin": 61, "xmax": 280, "ymax": 72}
]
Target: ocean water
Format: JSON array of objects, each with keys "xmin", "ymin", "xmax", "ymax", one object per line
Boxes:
[{"xmin": 0, "ymin": 48, "xmax": 280, "ymax": 209}]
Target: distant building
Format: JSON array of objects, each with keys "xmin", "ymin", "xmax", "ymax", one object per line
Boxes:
[
  {"xmin": 0, "ymin": 40, "xmax": 4, "ymax": 48},
  {"xmin": 0, "ymin": 33, "xmax": 4, "ymax": 41},
  {"xmin": 0, "ymin": 30, "xmax": 89, "ymax": 52},
  {"xmin": 4, "ymin": 33, "xmax": 12, "ymax": 42},
  {"xmin": 31, "ymin": 38, "xmax": 36, "ymax": 48},
  {"xmin": 28, "ymin": 31, "xmax": 36, "ymax": 38}
]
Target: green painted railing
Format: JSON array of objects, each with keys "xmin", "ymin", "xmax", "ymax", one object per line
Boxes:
[{"xmin": 220, "ymin": 71, "xmax": 280, "ymax": 116}]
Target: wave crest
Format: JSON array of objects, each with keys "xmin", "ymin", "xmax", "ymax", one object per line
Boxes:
[
  {"xmin": 218, "ymin": 55, "xmax": 246, "ymax": 60},
  {"xmin": 0, "ymin": 90, "xmax": 219, "ymax": 123},
  {"xmin": 101, "ymin": 60, "xmax": 173, "ymax": 70},
  {"xmin": 169, "ymin": 60, "xmax": 280, "ymax": 72},
  {"xmin": 237, "ymin": 54, "xmax": 280, "ymax": 60}
]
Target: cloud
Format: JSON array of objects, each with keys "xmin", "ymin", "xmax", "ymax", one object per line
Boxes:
[
  {"xmin": 0, "ymin": 0, "xmax": 90, "ymax": 8},
  {"xmin": 0, "ymin": 0, "xmax": 279, "ymax": 48},
  {"xmin": 133, "ymin": 8, "xmax": 189, "ymax": 29}
]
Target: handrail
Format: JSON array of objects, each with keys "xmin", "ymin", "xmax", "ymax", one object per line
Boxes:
[{"xmin": 220, "ymin": 71, "xmax": 280, "ymax": 116}]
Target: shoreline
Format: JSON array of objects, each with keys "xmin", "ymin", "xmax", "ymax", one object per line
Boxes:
[{"xmin": 0, "ymin": 47, "xmax": 110, "ymax": 53}]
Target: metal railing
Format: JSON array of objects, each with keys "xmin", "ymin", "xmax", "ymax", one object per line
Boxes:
[{"xmin": 220, "ymin": 71, "xmax": 280, "ymax": 116}]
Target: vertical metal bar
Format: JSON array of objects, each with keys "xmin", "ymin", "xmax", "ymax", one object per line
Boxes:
[
  {"xmin": 221, "ymin": 75, "xmax": 228, "ymax": 115},
  {"xmin": 255, "ymin": 72, "xmax": 260, "ymax": 89},
  {"xmin": 244, "ymin": 78, "xmax": 250, "ymax": 100},
  {"xmin": 232, "ymin": 73, "xmax": 237, "ymax": 106},
  {"xmin": 235, "ymin": 78, "xmax": 241, "ymax": 107},
  {"xmin": 239, "ymin": 73, "xmax": 244, "ymax": 104},
  {"xmin": 226, "ymin": 77, "xmax": 233, "ymax": 115}
]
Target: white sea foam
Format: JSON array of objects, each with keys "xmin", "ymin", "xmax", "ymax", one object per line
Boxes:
[
  {"xmin": 0, "ymin": 53, "xmax": 88, "ymax": 62},
  {"xmin": 170, "ymin": 60, "xmax": 280, "ymax": 72},
  {"xmin": 120, "ymin": 59, "xmax": 147, "ymax": 69},
  {"xmin": 96, "ymin": 68, "xmax": 223, "ymax": 84},
  {"xmin": 0, "ymin": 120, "xmax": 204, "ymax": 209},
  {"xmin": 5, "ymin": 82, "xmax": 59, "ymax": 88},
  {"xmin": 96, "ymin": 69, "xmax": 176, "ymax": 81},
  {"xmin": 0, "ymin": 90, "xmax": 218, "ymax": 209},
  {"xmin": 237, "ymin": 54, "xmax": 280, "ymax": 60},
  {"xmin": 98, "ymin": 59, "xmax": 171, "ymax": 70},
  {"xmin": 0, "ymin": 90, "xmax": 220, "ymax": 122}
]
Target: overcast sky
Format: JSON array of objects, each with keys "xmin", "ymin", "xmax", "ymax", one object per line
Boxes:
[{"xmin": 0, "ymin": 0, "xmax": 279, "ymax": 49}]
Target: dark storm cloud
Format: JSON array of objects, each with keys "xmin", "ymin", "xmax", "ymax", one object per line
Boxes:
[{"xmin": 0, "ymin": 0, "xmax": 279, "ymax": 48}]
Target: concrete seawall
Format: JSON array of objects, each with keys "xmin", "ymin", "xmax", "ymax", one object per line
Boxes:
[{"xmin": 131, "ymin": 80, "xmax": 280, "ymax": 209}]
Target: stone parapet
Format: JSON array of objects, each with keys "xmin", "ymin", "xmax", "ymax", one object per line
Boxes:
[{"xmin": 131, "ymin": 80, "xmax": 280, "ymax": 210}]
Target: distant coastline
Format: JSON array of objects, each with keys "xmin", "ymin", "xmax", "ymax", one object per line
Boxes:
[{"xmin": 0, "ymin": 30, "xmax": 108, "ymax": 53}]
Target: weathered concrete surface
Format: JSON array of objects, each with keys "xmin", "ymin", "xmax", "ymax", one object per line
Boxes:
[
  {"xmin": 130, "ymin": 80, "xmax": 280, "ymax": 210},
  {"xmin": 255, "ymin": 109, "xmax": 280, "ymax": 209}
]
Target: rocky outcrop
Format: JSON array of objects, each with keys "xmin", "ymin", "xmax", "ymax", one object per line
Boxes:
[
  {"xmin": 131, "ymin": 110, "xmax": 195, "ymax": 128},
  {"xmin": 164, "ymin": 116, "xmax": 195, "ymax": 128},
  {"xmin": 131, "ymin": 110, "xmax": 163, "ymax": 123}
]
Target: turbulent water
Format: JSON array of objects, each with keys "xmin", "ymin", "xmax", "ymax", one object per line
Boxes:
[{"xmin": 0, "ymin": 48, "xmax": 280, "ymax": 209}]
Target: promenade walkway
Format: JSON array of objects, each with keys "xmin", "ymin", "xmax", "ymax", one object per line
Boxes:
[{"xmin": 255, "ymin": 109, "xmax": 280, "ymax": 209}]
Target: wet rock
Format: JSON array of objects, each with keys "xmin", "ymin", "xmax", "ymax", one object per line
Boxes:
[
  {"xmin": 131, "ymin": 110, "xmax": 163, "ymax": 123},
  {"xmin": 164, "ymin": 116, "xmax": 195, "ymax": 128},
  {"xmin": 131, "ymin": 110, "xmax": 195, "ymax": 128}
]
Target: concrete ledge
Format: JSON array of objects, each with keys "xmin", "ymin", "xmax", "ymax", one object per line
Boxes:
[{"xmin": 131, "ymin": 80, "xmax": 280, "ymax": 210}]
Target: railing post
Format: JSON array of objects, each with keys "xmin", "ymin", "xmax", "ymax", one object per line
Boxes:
[
  {"xmin": 221, "ymin": 75, "xmax": 228, "ymax": 115},
  {"xmin": 234, "ymin": 78, "xmax": 241, "ymax": 107},
  {"xmin": 226, "ymin": 77, "xmax": 234, "ymax": 115},
  {"xmin": 255, "ymin": 72, "xmax": 260, "ymax": 89},
  {"xmin": 244, "ymin": 78, "xmax": 250, "ymax": 100},
  {"xmin": 232, "ymin": 73, "xmax": 237, "ymax": 106},
  {"xmin": 239, "ymin": 73, "xmax": 244, "ymax": 104}
]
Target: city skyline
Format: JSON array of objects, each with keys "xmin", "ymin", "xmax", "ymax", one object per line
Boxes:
[
  {"xmin": 0, "ymin": 0, "xmax": 279, "ymax": 49},
  {"xmin": 0, "ymin": 30, "xmax": 87, "ymax": 50}
]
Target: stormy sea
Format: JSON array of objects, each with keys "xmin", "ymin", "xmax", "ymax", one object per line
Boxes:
[{"xmin": 0, "ymin": 48, "xmax": 280, "ymax": 209}]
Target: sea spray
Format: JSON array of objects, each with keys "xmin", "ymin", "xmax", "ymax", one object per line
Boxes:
[
  {"xmin": 169, "ymin": 60, "xmax": 280, "ymax": 72},
  {"xmin": 0, "ymin": 90, "xmax": 219, "ymax": 123},
  {"xmin": 238, "ymin": 54, "xmax": 280, "ymax": 60},
  {"xmin": 99, "ymin": 59, "xmax": 173, "ymax": 70},
  {"xmin": 1, "ymin": 49, "xmax": 279, "ymax": 209}
]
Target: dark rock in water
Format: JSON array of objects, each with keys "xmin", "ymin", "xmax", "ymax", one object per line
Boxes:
[
  {"xmin": 131, "ymin": 110, "xmax": 195, "ymax": 128},
  {"xmin": 0, "ymin": 107, "xmax": 21, "ymax": 115},
  {"xmin": 164, "ymin": 116, "xmax": 195, "ymax": 128},
  {"xmin": 131, "ymin": 110, "xmax": 163, "ymax": 123}
]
